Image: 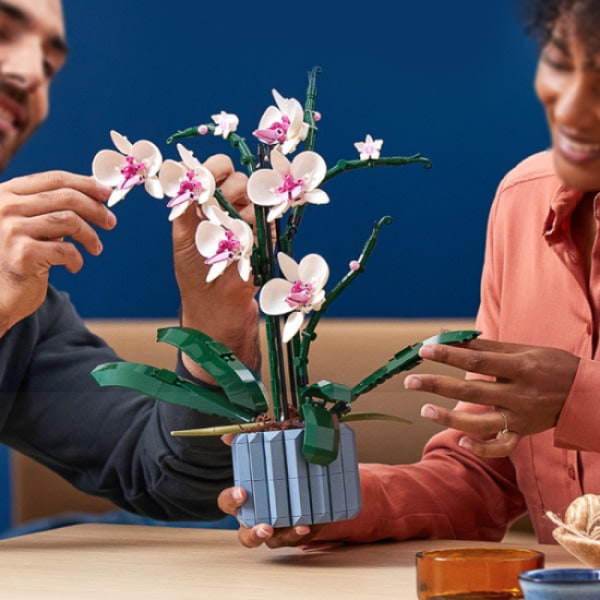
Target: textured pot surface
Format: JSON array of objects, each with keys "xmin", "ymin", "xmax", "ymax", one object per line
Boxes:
[{"xmin": 232, "ymin": 423, "xmax": 361, "ymax": 527}]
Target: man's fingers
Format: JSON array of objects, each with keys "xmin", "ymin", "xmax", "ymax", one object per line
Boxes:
[
  {"xmin": 3, "ymin": 171, "xmax": 111, "ymax": 201},
  {"xmin": 5, "ymin": 238, "xmax": 84, "ymax": 275},
  {"xmin": 203, "ymin": 154, "xmax": 235, "ymax": 187},
  {"xmin": 46, "ymin": 241, "xmax": 85, "ymax": 273},
  {"xmin": 219, "ymin": 171, "xmax": 249, "ymax": 208},
  {"xmin": 23, "ymin": 213, "xmax": 104, "ymax": 254},
  {"xmin": 2, "ymin": 190, "xmax": 117, "ymax": 230}
]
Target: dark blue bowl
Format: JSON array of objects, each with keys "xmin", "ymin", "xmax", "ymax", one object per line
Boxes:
[{"xmin": 519, "ymin": 568, "xmax": 600, "ymax": 599}]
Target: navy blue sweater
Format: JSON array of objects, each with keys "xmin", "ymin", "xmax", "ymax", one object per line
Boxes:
[{"xmin": 0, "ymin": 285, "xmax": 232, "ymax": 521}]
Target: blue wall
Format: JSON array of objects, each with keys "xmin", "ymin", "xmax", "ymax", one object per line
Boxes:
[
  {"xmin": 4, "ymin": 0, "xmax": 549, "ymax": 320},
  {"xmin": 0, "ymin": 1, "xmax": 550, "ymax": 530}
]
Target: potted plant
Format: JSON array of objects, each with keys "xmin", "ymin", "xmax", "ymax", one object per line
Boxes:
[{"xmin": 90, "ymin": 67, "xmax": 479, "ymax": 527}]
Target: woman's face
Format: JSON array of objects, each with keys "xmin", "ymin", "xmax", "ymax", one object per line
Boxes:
[{"xmin": 535, "ymin": 15, "xmax": 600, "ymax": 191}]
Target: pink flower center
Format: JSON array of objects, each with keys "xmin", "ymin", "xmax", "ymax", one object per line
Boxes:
[
  {"xmin": 253, "ymin": 115, "xmax": 292, "ymax": 145},
  {"xmin": 267, "ymin": 116, "xmax": 290, "ymax": 143},
  {"xmin": 277, "ymin": 173, "xmax": 304, "ymax": 203},
  {"xmin": 167, "ymin": 170, "xmax": 205, "ymax": 207},
  {"xmin": 285, "ymin": 280, "xmax": 313, "ymax": 308},
  {"xmin": 364, "ymin": 142, "xmax": 376, "ymax": 155},
  {"xmin": 119, "ymin": 155, "xmax": 146, "ymax": 190},
  {"xmin": 204, "ymin": 229, "xmax": 241, "ymax": 265}
]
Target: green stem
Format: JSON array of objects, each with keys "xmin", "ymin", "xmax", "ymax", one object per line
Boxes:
[
  {"xmin": 253, "ymin": 201, "xmax": 286, "ymax": 420},
  {"xmin": 303, "ymin": 66, "xmax": 321, "ymax": 152},
  {"xmin": 280, "ymin": 66, "xmax": 322, "ymax": 253},
  {"xmin": 167, "ymin": 125, "xmax": 257, "ymax": 176},
  {"xmin": 166, "ymin": 124, "xmax": 254, "ymax": 221},
  {"xmin": 324, "ymin": 154, "xmax": 432, "ymax": 185},
  {"xmin": 213, "ymin": 189, "xmax": 242, "ymax": 220},
  {"xmin": 296, "ymin": 216, "xmax": 393, "ymax": 386}
]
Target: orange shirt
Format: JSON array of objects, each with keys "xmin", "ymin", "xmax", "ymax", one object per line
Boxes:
[{"xmin": 317, "ymin": 151, "xmax": 600, "ymax": 544}]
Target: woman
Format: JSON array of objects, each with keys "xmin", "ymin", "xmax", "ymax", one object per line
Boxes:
[{"xmin": 218, "ymin": 0, "xmax": 600, "ymax": 548}]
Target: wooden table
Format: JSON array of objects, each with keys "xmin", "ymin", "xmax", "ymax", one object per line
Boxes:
[{"xmin": 0, "ymin": 524, "xmax": 581, "ymax": 598}]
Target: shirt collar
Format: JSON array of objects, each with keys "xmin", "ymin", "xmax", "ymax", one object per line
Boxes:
[{"xmin": 544, "ymin": 186, "xmax": 586, "ymax": 242}]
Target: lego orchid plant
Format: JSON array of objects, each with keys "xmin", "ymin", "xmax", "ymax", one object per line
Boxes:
[{"xmin": 91, "ymin": 67, "xmax": 478, "ymax": 467}]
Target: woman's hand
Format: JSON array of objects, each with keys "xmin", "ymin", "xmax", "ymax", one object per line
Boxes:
[
  {"xmin": 404, "ymin": 338, "xmax": 580, "ymax": 457},
  {"xmin": 217, "ymin": 485, "xmax": 319, "ymax": 549}
]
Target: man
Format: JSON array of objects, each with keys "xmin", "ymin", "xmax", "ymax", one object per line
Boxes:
[{"xmin": 0, "ymin": 0, "xmax": 258, "ymax": 522}]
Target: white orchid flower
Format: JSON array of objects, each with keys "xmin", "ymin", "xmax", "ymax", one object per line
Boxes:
[
  {"xmin": 247, "ymin": 150, "xmax": 329, "ymax": 222},
  {"xmin": 252, "ymin": 89, "xmax": 309, "ymax": 154},
  {"xmin": 354, "ymin": 134, "xmax": 383, "ymax": 160},
  {"xmin": 158, "ymin": 144, "xmax": 216, "ymax": 220},
  {"xmin": 211, "ymin": 111, "xmax": 239, "ymax": 139},
  {"xmin": 259, "ymin": 252, "xmax": 329, "ymax": 343},
  {"xmin": 195, "ymin": 204, "xmax": 254, "ymax": 282},
  {"xmin": 92, "ymin": 130, "xmax": 164, "ymax": 207}
]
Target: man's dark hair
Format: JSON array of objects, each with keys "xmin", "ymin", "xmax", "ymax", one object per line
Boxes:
[{"xmin": 520, "ymin": 0, "xmax": 600, "ymax": 52}]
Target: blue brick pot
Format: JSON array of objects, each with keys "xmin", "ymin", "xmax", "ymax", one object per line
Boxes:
[{"xmin": 232, "ymin": 423, "xmax": 362, "ymax": 528}]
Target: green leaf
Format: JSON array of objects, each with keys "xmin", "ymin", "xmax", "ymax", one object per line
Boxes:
[
  {"xmin": 157, "ymin": 326, "xmax": 269, "ymax": 415},
  {"xmin": 301, "ymin": 403, "xmax": 339, "ymax": 466},
  {"xmin": 91, "ymin": 362, "xmax": 257, "ymax": 423}
]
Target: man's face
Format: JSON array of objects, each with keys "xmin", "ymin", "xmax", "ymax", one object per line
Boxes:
[
  {"xmin": 0, "ymin": 0, "xmax": 67, "ymax": 171},
  {"xmin": 535, "ymin": 16, "xmax": 600, "ymax": 192}
]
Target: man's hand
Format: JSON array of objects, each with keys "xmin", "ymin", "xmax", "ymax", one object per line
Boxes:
[
  {"xmin": 404, "ymin": 337, "xmax": 579, "ymax": 457},
  {"xmin": 172, "ymin": 154, "xmax": 260, "ymax": 379},
  {"xmin": 0, "ymin": 171, "xmax": 114, "ymax": 335}
]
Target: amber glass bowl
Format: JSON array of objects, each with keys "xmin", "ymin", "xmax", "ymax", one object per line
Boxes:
[{"xmin": 416, "ymin": 547, "xmax": 545, "ymax": 599}]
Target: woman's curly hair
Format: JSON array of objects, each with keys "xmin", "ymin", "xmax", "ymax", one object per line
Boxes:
[{"xmin": 520, "ymin": 0, "xmax": 600, "ymax": 52}]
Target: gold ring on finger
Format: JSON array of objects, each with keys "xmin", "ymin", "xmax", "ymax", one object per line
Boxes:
[{"xmin": 497, "ymin": 409, "xmax": 509, "ymax": 437}]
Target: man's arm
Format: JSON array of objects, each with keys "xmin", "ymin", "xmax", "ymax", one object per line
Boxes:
[{"xmin": 0, "ymin": 286, "xmax": 233, "ymax": 520}]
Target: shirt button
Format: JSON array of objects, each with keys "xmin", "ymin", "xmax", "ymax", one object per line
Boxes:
[{"xmin": 567, "ymin": 465, "xmax": 576, "ymax": 480}]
